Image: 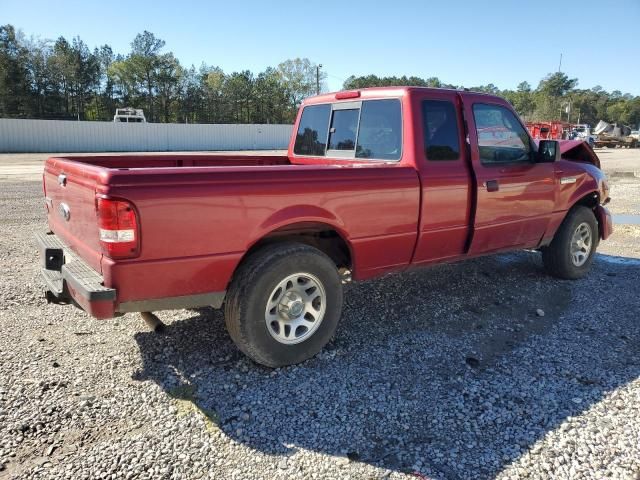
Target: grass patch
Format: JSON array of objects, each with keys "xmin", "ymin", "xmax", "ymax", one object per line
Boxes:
[{"xmin": 167, "ymin": 384, "xmax": 220, "ymax": 433}]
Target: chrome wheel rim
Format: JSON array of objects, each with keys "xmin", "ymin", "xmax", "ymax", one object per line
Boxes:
[
  {"xmin": 570, "ymin": 222, "xmax": 593, "ymax": 267},
  {"xmin": 264, "ymin": 272, "xmax": 326, "ymax": 345}
]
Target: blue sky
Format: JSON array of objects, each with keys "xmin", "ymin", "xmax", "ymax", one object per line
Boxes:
[{"xmin": 3, "ymin": 0, "xmax": 639, "ymax": 95}]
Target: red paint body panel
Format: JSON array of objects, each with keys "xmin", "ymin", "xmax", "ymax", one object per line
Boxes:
[
  {"xmin": 461, "ymin": 93, "xmax": 557, "ymax": 253},
  {"xmin": 41, "ymin": 87, "xmax": 612, "ymax": 319},
  {"xmin": 66, "ymin": 283, "xmax": 115, "ymax": 320},
  {"xmin": 411, "ymin": 90, "xmax": 473, "ymax": 265},
  {"xmin": 101, "ymin": 165, "xmax": 420, "ymax": 300},
  {"xmin": 44, "ymin": 159, "xmax": 105, "ymax": 272}
]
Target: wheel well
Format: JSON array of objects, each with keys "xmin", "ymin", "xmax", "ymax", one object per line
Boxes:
[
  {"xmin": 243, "ymin": 222, "xmax": 353, "ymax": 271},
  {"xmin": 540, "ymin": 191, "xmax": 600, "ymax": 248},
  {"xmin": 573, "ymin": 191, "xmax": 599, "ymax": 210}
]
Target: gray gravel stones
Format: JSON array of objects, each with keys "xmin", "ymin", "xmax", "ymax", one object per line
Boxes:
[{"xmin": 1, "ymin": 180, "xmax": 639, "ymax": 479}]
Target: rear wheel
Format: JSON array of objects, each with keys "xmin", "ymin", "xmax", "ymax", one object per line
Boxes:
[
  {"xmin": 542, "ymin": 206, "xmax": 598, "ymax": 279},
  {"xmin": 224, "ymin": 243, "xmax": 343, "ymax": 367}
]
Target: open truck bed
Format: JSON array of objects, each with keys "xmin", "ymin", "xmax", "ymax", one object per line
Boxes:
[{"xmin": 41, "ymin": 151, "xmax": 421, "ymax": 319}]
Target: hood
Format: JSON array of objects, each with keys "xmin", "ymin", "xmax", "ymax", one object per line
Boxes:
[{"xmin": 557, "ymin": 140, "xmax": 601, "ymax": 169}]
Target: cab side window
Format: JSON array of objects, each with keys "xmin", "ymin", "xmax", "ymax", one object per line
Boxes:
[
  {"xmin": 293, "ymin": 104, "xmax": 331, "ymax": 156},
  {"xmin": 473, "ymin": 104, "xmax": 531, "ymax": 164},
  {"xmin": 422, "ymin": 100, "xmax": 461, "ymax": 161}
]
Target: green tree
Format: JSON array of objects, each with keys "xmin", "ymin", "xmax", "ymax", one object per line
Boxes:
[
  {"xmin": 155, "ymin": 53, "xmax": 183, "ymax": 122},
  {"xmin": 0, "ymin": 24, "xmax": 29, "ymax": 116},
  {"xmin": 469, "ymin": 83, "xmax": 500, "ymax": 94},
  {"xmin": 4, "ymin": 22, "xmax": 640, "ymax": 128},
  {"xmin": 93, "ymin": 45, "xmax": 115, "ymax": 119},
  {"xmin": 277, "ymin": 58, "xmax": 325, "ymax": 104},
  {"xmin": 253, "ymin": 67, "xmax": 294, "ymax": 123},
  {"xmin": 537, "ymin": 72, "xmax": 578, "ymax": 97},
  {"xmin": 503, "ymin": 81, "xmax": 535, "ymax": 120},
  {"xmin": 49, "ymin": 37, "xmax": 75, "ymax": 115},
  {"xmin": 68, "ymin": 36, "xmax": 100, "ymax": 119},
  {"xmin": 128, "ymin": 31, "xmax": 166, "ymax": 120},
  {"xmin": 343, "ymin": 74, "xmax": 454, "ymax": 90},
  {"xmin": 24, "ymin": 37, "xmax": 53, "ymax": 117},
  {"xmin": 224, "ymin": 71, "xmax": 254, "ymax": 123}
]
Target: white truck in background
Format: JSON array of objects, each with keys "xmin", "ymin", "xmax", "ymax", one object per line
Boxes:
[
  {"xmin": 113, "ymin": 108, "xmax": 146, "ymax": 123},
  {"xmin": 570, "ymin": 124, "xmax": 595, "ymax": 147}
]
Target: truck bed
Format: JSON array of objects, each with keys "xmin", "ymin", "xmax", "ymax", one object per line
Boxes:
[{"xmin": 43, "ymin": 153, "xmax": 420, "ymax": 317}]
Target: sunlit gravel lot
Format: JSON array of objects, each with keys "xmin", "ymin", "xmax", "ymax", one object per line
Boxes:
[{"xmin": 1, "ymin": 149, "xmax": 639, "ymax": 479}]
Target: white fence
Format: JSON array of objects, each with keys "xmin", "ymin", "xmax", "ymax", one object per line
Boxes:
[{"xmin": 0, "ymin": 119, "xmax": 293, "ymax": 153}]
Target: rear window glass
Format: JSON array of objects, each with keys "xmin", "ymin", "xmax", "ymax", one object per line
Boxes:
[
  {"xmin": 293, "ymin": 104, "xmax": 330, "ymax": 156},
  {"xmin": 356, "ymin": 100, "xmax": 401, "ymax": 160},
  {"xmin": 423, "ymin": 100, "xmax": 460, "ymax": 161},
  {"xmin": 328, "ymin": 109, "xmax": 359, "ymax": 150},
  {"xmin": 293, "ymin": 99, "xmax": 402, "ymax": 160}
]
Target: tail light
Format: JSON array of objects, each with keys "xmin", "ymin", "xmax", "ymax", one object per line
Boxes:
[{"xmin": 96, "ymin": 196, "xmax": 140, "ymax": 259}]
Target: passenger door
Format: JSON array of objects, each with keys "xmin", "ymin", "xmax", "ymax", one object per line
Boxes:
[{"xmin": 464, "ymin": 98, "xmax": 555, "ymax": 253}]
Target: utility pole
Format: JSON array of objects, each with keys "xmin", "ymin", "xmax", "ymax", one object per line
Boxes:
[
  {"xmin": 316, "ymin": 64, "xmax": 322, "ymax": 95},
  {"xmin": 558, "ymin": 53, "xmax": 563, "ymax": 73}
]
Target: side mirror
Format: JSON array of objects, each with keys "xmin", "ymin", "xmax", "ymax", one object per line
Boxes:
[{"xmin": 537, "ymin": 140, "xmax": 560, "ymax": 163}]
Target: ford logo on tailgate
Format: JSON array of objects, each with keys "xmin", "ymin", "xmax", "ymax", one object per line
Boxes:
[{"xmin": 58, "ymin": 202, "xmax": 71, "ymax": 221}]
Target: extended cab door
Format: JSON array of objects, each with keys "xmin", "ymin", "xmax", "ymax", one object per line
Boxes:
[
  {"xmin": 463, "ymin": 95, "xmax": 555, "ymax": 253},
  {"xmin": 412, "ymin": 90, "xmax": 474, "ymax": 265}
]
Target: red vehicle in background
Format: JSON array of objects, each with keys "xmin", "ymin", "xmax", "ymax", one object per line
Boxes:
[
  {"xmin": 526, "ymin": 121, "xmax": 572, "ymax": 140},
  {"xmin": 37, "ymin": 87, "xmax": 612, "ymax": 367}
]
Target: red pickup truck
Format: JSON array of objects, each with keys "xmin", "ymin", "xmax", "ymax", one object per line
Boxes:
[{"xmin": 37, "ymin": 87, "xmax": 612, "ymax": 367}]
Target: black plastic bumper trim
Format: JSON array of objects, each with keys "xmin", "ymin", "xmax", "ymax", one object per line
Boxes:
[
  {"xmin": 117, "ymin": 291, "xmax": 225, "ymax": 313},
  {"xmin": 35, "ymin": 231, "xmax": 116, "ymax": 302}
]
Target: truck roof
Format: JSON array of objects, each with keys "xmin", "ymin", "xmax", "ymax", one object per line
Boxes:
[{"xmin": 302, "ymin": 86, "xmax": 499, "ymax": 105}]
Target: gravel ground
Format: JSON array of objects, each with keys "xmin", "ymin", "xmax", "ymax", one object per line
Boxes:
[{"xmin": 1, "ymin": 171, "xmax": 640, "ymax": 479}]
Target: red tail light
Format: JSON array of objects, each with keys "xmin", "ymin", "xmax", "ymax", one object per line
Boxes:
[{"xmin": 96, "ymin": 196, "xmax": 140, "ymax": 259}]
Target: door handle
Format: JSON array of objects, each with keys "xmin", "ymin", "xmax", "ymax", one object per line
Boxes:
[{"xmin": 483, "ymin": 179, "xmax": 499, "ymax": 192}]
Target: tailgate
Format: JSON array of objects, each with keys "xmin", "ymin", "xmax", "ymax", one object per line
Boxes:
[{"xmin": 43, "ymin": 158, "xmax": 103, "ymax": 273}]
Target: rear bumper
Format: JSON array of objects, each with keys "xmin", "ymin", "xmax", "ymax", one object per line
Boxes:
[
  {"xmin": 595, "ymin": 205, "xmax": 613, "ymax": 240},
  {"xmin": 35, "ymin": 232, "xmax": 117, "ymax": 319},
  {"xmin": 36, "ymin": 231, "xmax": 226, "ymax": 318}
]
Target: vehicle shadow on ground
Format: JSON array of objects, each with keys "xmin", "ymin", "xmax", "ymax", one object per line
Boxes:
[{"xmin": 132, "ymin": 252, "xmax": 640, "ymax": 479}]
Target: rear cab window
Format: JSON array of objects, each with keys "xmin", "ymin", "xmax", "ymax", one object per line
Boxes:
[
  {"xmin": 293, "ymin": 99, "xmax": 402, "ymax": 161},
  {"xmin": 422, "ymin": 100, "xmax": 461, "ymax": 161}
]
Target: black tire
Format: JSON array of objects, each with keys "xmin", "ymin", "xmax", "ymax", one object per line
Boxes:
[
  {"xmin": 542, "ymin": 206, "xmax": 598, "ymax": 279},
  {"xmin": 224, "ymin": 242, "xmax": 343, "ymax": 367}
]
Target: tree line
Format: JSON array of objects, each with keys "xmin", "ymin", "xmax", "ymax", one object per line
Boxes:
[
  {"xmin": 0, "ymin": 25, "xmax": 325, "ymax": 124},
  {"xmin": 344, "ymin": 74, "xmax": 640, "ymax": 128},
  {"xmin": 2, "ymin": 23, "xmax": 639, "ymax": 128}
]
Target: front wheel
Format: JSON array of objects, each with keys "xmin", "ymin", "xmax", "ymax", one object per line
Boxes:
[
  {"xmin": 224, "ymin": 242, "xmax": 343, "ymax": 367},
  {"xmin": 542, "ymin": 206, "xmax": 598, "ymax": 279}
]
